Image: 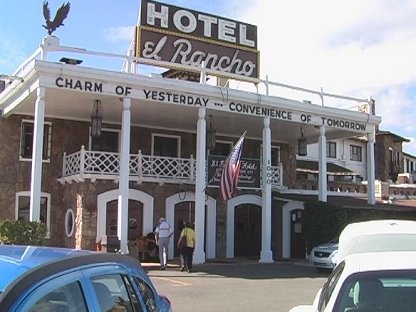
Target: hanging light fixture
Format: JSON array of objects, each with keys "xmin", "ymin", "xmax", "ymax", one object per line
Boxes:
[
  {"xmin": 91, "ymin": 100, "xmax": 102, "ymax": 137},
  {"xmin": 206, "ymin": 114, "xmax": 216, "ymax": 150},
  {"xmin": 298, "ymin": 127, "xmax": 307, "ymax": 156}
]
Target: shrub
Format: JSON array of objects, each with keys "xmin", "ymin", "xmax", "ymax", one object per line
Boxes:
[
  {"xmin": 303, "ymin": 200, "xmax": 416, "ymax": 253},
  {"xmin": 0, "ymin": 219, "xmax": 46, "ymax": 245}
]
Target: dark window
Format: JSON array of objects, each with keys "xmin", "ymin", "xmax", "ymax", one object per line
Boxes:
[
  {"xmin": 92, "ymin": 130, "xmax": 119, "ymax": 152},
  {"xmin": 134, "ymin": 277, "xmax": 158, "ymax": 312},
  {"xmin": 20, "ymin": 121, "xmax": 51, "ymax": 160},
  {"xmin": 271, "ymin": 147, "xmax": 281, "ymax": 166},
  {"xmin": 210, "ymin": 141, "xmax": 232, "ymax": 157},
  {"xmin": 153, "ymin": 135, "xmax": 179, "ymax": 157},
  {"xmin": 318, "ymin": 261, "xmax": 345, "ymax": 311},
  {"xmin": 29, "ymin": 281, "xmax": 87, "ymax": 312},
  {"xmin": 334, "ymin": 271, "xmax": 416, "ymax": 312},
  {"xmin": 17, "ymin": 195, "xmax": 49, "ymax": 232},
  {"xmin": 122, "ymin": 275, "xmax": 142, "ymax": 312},
  {"xmin": 389, "ymin": 149, "xmax": 394, "ymax": 169},
  {"xmin": 350, "ymin": 145, "xmax": 362, "ymax": 162},
  {"xmin": 326, "ymin": 142, "xmax": 336, "ymax": 158}
]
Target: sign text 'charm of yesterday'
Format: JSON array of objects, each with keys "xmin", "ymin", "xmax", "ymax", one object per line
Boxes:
[{"xmin": 135, "ymin": 0, "xmax": 259, "ymax": 82}]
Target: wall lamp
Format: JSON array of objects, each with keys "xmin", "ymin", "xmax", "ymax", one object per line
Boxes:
[
  {"xmin": 91, "ymin": 100, "xmax": 103, "ymax": 137},
  {"xmin": 298, "ymin": 127, "xmax": 307, "ymax": 156}
]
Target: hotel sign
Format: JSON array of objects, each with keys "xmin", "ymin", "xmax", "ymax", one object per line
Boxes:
[
  {"xmin": 52, "ymin": 77, "xmax": 369, "ymax": 132},
  {"xmin": 207, "ymin": 155, "xmax": 260, "ymax": 188},
  {"xmin": 135, "ymin": 0, "xmax": 259, "ymax": 82}
]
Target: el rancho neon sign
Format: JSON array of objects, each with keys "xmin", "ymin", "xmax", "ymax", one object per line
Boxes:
[{"xmin": 135, "ymin": 0, "xmax": 259, "ymax": 82}]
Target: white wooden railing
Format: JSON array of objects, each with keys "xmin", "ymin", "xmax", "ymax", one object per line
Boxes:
[
  {"xmin": 60, "ymin": 145, "xmax": 283, "ymax": 187},
  {"xmin": 4, "ymin": 35, "xmax": 371, "ymax": 113}
]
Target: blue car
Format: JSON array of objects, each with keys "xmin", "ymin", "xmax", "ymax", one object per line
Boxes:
[{"xmin": 0, "ymin": 245, "xmax": 171, "ymax": 311}]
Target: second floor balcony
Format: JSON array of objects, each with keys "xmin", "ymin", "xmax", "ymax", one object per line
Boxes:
[{"xmin": 59, "ymin": 145, "xmax": 283, "ymax": 188}]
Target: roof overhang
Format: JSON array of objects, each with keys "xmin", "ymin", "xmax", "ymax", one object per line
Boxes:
[{"xmin": 0, "ymin": 60, "xmax": 381, "ymax": 144}]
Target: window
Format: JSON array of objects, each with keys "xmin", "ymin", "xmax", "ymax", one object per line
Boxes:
[
  {"xmin": 20, "ymin": 120, "xmax": 51, "ymax": 161},
  {"xmin": 29, "ymin": 281, "xmax": 87, "ymax": 312},
  {"xmin": 335, "ymin": 271, "xmax": 416, "ymax": 312},
  {"xmin": 271, "ymin": 146, "xmax": 281, "ymax": 166},
  {"xmin": 350, "ymin": 145, "xmax": 362, "ymax": 162},
  {"xmin": 65, "ymin": 209, "xmax": 75, "ymax": 237},
  {"xmin": 15, "ymin": 192, "xmax": 50, "ymax": 237},
  {"xmin": 318, "ymin": 261, "xmax": 345, "ymax": 312},
  {"xmin": 91, "ymin": 128, "xmax": 119, "ymax": 152},
  {"xmin": 92, "ymin": 274, "xmax": 135, "ymax": 312},
  {"xmin": 134, "ymin": 277, "xmax": 158, "ymax": 312},
  {"xmin": 326, "ymin": 142, "xmax": 336, "ymax": 158},
  {"xmin": 210, "ymin": 141, "xmax": 232, "ymax": 156},
  {"xmin": 152, "ymin": 134, "xmax": 180, "ymax": 157},
  {"xmin": 334, "ymin": 175, "xmax": 353, "ymax": 182}
]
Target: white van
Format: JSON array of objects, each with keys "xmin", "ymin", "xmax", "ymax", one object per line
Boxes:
[{"xmin": 336, "ymin": 219, "xmax": 416, "ymax": 264}]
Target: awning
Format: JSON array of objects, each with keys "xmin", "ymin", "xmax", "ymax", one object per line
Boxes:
[{"xmin": 296, "ymin": 159, "xmax": 356, "ymax": 176}]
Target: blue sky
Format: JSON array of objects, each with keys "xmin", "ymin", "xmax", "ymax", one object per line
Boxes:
[{"xmin": 1, "ymin": 0, "xmax": 416, "ymax": 155}]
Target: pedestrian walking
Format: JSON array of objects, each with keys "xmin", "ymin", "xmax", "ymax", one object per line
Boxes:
[
  {"xmin": 177, "ymin": 221, "xmax": 196, "ymax": 273},
  {"xmin": 154, "ymin": 217, "xmax": 173, "ymax": 270}
]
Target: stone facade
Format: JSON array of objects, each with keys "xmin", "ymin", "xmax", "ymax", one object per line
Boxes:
[
  {"xmin": 0, "ymin": 115, "xmax": 296, "ymax": 256},
  {"xmin": 375, "ymin": 131, "xmax": 407, "ymax": 182}
]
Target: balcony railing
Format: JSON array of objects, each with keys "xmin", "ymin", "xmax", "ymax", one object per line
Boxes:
[{"xmin": 59, "ymin": 145, "xmax": 283, "ymax": 188}]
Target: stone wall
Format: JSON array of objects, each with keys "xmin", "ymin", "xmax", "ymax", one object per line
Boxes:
[
  {"xmin": 0, "ymin": 115, "xmax": 295, "ymax": 254},
  {"xmin": 375, "ymin": 133, "xmax": 405, "ymax": 182},
  {"xmin": 0, "ymin": 115, "xmax": 31, "ymax": 218}
]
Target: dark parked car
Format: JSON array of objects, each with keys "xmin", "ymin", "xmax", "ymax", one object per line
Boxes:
[{"xmin": 0, "ymin": 245, "xmax": 171, "ymax": 311}]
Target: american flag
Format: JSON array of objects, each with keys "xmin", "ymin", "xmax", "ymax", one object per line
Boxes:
[{"xmin": 220, "ymin": 133, "xmax": 245, "ymax": 201}]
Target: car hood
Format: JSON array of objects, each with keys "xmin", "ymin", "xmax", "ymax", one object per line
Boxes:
[{"xmin": 313, "ymin": 242, "xmax": 338, "ymax": 252}]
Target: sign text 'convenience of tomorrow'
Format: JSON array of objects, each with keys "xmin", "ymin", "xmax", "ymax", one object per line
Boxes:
[
  {"xmin": 55, "ymin": 77, "xmax": 367, "ymax": 132},
  {"xmin": 135, "ymin": 0, "xmax": 259, "ymax": 82}
]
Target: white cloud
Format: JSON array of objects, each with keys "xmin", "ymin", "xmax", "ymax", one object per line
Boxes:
[
  {"xmin": 104, "ymin": 26, "xmax": 135, "ymax": 43},
  {"xmin": 236, "ymin": 0, "xmax": 416, "ymax": 155},
  {"xmin": 403, "ymin": 137, "xmax": 416, "ymax": 156}
]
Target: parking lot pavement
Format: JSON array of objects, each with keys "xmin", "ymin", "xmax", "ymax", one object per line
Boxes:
[{"xmin": 143, "ymin": 260, "xmax": 329, "ymax": 312}]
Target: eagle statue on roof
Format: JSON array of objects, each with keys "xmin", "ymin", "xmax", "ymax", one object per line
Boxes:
[{"xmin": 42, "ymin": 1, "xmax": 70, "ymax": 35}]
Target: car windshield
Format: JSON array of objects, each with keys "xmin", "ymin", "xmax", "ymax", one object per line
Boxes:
[
  {"xmin": 335, "ymin": 270, "xmax": 416, "ymax": 312},
  {"xmin": 339, "ymin": 234, "xmax": 416, "ymax": 260}
]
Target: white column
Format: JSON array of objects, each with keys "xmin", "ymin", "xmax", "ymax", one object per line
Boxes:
[
  {"xmin": 118, "ymin": 98, "xmax": 131, "ymax": 253},
  {"xmin": 260, "ymin": 117, "xmax": 273, "ymax": 263},
  {"xmin": 318, "ymin": 126, "xmax": 327, "ymax": 202},
  {"xmin": 193, "ymin": 107, "xmax": 206, "ymax": 264},
  {"xmin": 367, "ymin": 131, "xmax": 376, "ymax": 204},
  {"xmin": 30, "ymin": 87, "xmax": 45, "ymax": 221}
]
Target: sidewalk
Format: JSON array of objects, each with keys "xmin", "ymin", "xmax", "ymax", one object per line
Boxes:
[{"xmin": 141, "ymin": 257, "xmax": 312, "ymax": 270}]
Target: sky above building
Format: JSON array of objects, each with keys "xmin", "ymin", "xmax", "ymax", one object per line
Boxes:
[{"xmin": 1, "ymin": 0, "xmax": 416, "ymax": 155}]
